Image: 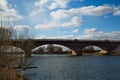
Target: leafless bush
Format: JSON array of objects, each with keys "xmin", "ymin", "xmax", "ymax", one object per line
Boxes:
[
  {"xmin": 0, "ymin": 21, "xmax": 34, "ymax": 80},
  {"xmin": 13, "ymin": 28, "xmax": 35, "ymax": 70},
  {"xmin": 0, "ymin": 24, "xmax": 21, "ymax": 80}
]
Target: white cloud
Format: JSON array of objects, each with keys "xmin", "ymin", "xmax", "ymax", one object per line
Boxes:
[
  {"xmin": 79, "ymin": 5, "xmax": 114, "ymax": 16},
  {"xmin": 35, "ymin": 16, "xmax": 83, "ymax": 30},
  {"xmin": 0, "ymin": 0, "xmax": 9, "ymax": 11},
  {"xmin": 35, "ymin": 0, "xmax": 48, "ymax": 6},
  {"xmin": 48, "ymin": 2, "xmax": 58, "ymax": 10},
  {"xmin": 48, "ymin": 0, "xmax": 70, "ymax": 10},
  {"xmin": 84, "ymin": 28, "xmax": 100, "ymax": 35},
  {"xmin": 35, "ymin": 22, "xmax": 59, "ymax": 30},
  {"xmin": 35, "ymin": 4, "xmax": 119, "ymax": 30},
  {"xmin": 0, "ymin": 0, "xmax": 23, "ymax": 21},
  {"xmin": 82, "ymin": 28, "xmax": 104, "ymax": 39},
  {"xmin": 32, "ymin": 0, "xmax": 74, "ymax": 22},
  {"xmin": 72, "ymin": 29, "xmax": 79, "ymax": 33},
  {"xmin": 14, "ymin": 25, "xmax": 31, "ymax": 30},
  {"xmin": 50, "ymin": 5, "xmax": 116, "ymax": 20},
  {"xmin": 36, "ymin": 35, "xmax": 75, "ymax": 39},
  {"xmin": 50, "ymin": 10, "xmax": 69, "ymax": 20},
  {"xmin": 62, "ymin": 17, "xmax": 83, "ymax": 27},
  {"xmin": 80, "ymin": 28, "xmax": 120, "ymax": 40},
  {"xmin": 31, "ymin": 1, "xmax": 120, "ymax": 30},
  {"xmin": 113, "ymin": 10, "xmax": 120, "ymax": 16},
  {"xmin": 36, "ymin": 28, "xmax": 120, "ymax": 40},
  {"xmin": 35, "ymin": 0, "xmax": 70, "ymax": 10},
  {"xmin": 113, "ymin": 7, "xmax": 120, "ymax": 16}
]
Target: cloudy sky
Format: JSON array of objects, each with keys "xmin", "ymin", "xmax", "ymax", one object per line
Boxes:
[{"xmin": 0, "ymin": 0, "xmax": 120, "ymax": 40}]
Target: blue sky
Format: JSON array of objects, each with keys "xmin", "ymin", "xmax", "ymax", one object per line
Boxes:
[{"xmin": 0, "ymin": 0, "xmax": 120, "ymax": 40}]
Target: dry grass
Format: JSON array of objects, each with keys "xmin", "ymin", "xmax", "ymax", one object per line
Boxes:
[{"xmin": 0, "ymin": 68, "xmax": 26, "ymax": 80}]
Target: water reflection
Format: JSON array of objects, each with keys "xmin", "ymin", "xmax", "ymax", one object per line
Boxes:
[{"xmin": 25, "ymin": 55, "xmax": 120, "ymax": 80}]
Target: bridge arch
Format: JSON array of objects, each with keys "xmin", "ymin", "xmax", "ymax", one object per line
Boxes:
[
  {"xmin": 0, "ymin": 45, "xmax": 25, "ymax": 55},
  {"xmin": 81, "ymin": 45, "xmax": 108, "ymax": 55},
  {"xmin": 0, "ymin": 45, "xmax": 24, "ymax": 51},
  {"xmin": 78, "ymin": 42, "xmax": 116, "ymax": 55},
  {"xmin": 31, "ymin": 44, "xmax": 77, "ymax": 56}
]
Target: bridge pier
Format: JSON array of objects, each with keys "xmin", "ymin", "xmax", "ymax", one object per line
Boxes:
[
  {"xmin": 76, "ymin": 50, "xmax": 82, "ymax": 56},
  {"xmin": 104, "ymin": 50, "xmax": 113, "ymax": 55},
  {"xmin": 72, "ymin": 49, "xmax": 82, "ymax": 56}
]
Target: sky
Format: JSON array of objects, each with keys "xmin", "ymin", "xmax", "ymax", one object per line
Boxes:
[{"xmin": 0, "ymin": 0, "xmax": 120, "ymax": 40}]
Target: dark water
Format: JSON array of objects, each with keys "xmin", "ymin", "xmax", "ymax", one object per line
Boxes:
[{"xmin": 25, "ymin": 55, "xmax": 120, "ymax": 80}]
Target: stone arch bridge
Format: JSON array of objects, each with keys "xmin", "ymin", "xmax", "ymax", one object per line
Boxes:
[{"xmin": 9, "ymin": 39, "xmax": 120, "ymax": 57}]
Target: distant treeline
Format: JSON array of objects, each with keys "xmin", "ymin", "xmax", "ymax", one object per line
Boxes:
[{"xmin": 33, "ymin": 44, "xmax": 72, "ymax": 54}]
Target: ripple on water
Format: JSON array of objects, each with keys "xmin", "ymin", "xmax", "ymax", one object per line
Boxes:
[{"xmin": 25, "ymin": 56, "xmax": 120, "ymax": 80}]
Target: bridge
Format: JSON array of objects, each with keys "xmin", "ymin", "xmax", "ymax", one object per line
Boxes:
[{"xmin": 9, "ymin": 39, "xmax": 120, "ymax": 57}]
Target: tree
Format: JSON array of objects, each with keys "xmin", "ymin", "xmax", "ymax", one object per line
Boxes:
[
  {"xmin": 0, "ymin": 21, "xmax": 34, "ymax": 80},
  {"xmin": 34, "ymin": 47, "xmax": 45, "ymax": 54},
  {"xmin": 0, "ymin": 23, "xmax": 23, "ymax": 80},
  {"xmin": 54, "ymin": 46, "xmax": 63, "ymax": 53},
  {"xmin": 47, "ymin": 44, "xmax": 54, "ymax": 54},
  {"xmin": 83, "ymin": 45, "xmax": 95, "ymax": 53}
]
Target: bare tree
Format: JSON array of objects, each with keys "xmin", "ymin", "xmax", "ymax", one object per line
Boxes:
[
  {"xmin": 0, "ymin": 22, "xmax": 25, "ymax": 80},
  {"xmin": 0, "ymin": 21, "xmax": 34, "ymax": 80},
  {"xmin": 47, "ymin": 44, "xmax": 54, "ymax": 54}
]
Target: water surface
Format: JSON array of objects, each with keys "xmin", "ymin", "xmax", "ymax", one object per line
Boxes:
[{"xmin": 25, "ymin": 55, "xmax": 120, "ymax": 80}]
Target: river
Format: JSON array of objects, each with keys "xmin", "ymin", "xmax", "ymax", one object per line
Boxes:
[{"xmin": 25, "ymin": 55, "xmax": 120, "ymax": 80}]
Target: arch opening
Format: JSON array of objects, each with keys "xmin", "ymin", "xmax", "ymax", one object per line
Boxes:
[
  {"xmin": 82, "ymin": 45, "xmax": 108, "ymax": 56},
  {"xmin": 31, "ymin": 44, "xmax": 75, "ymax": 56},
  {"xmin": 0, "ymin": 45, "xmax": 25, "ymax": 56}
]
